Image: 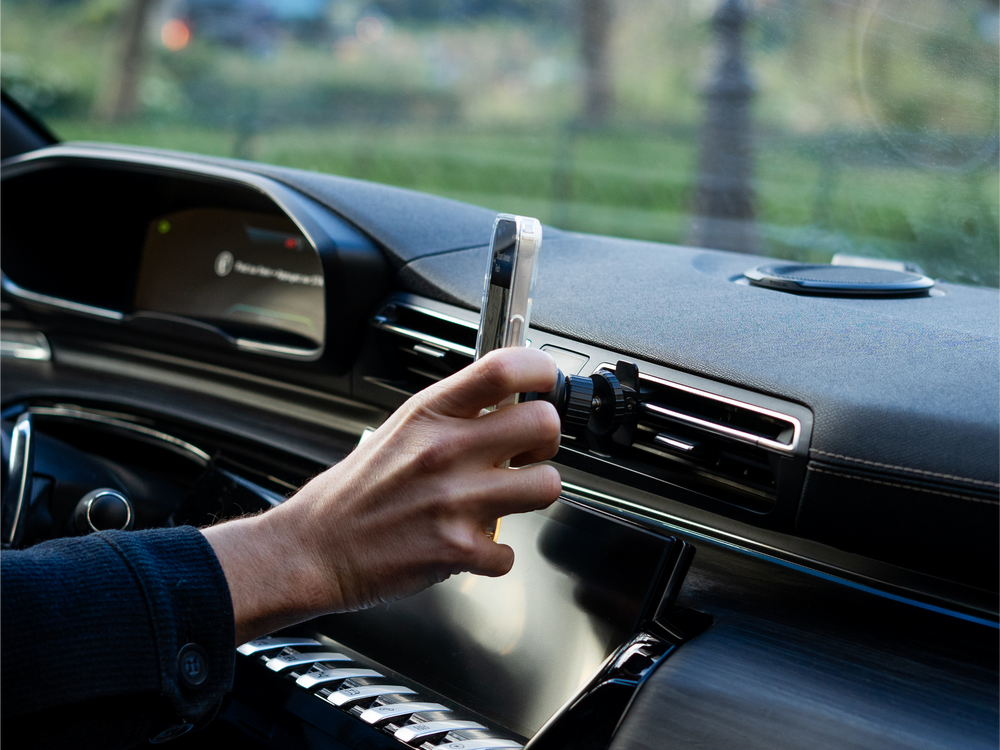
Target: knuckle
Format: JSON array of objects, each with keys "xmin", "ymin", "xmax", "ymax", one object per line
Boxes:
[
  {"xmin": 412, "ymin": 431, "xmax": 460, "ymax": 475},
  {"xmin": 438, "ymin": 527, "xmax": 477, "ymax": 567},
  {"xmin": 478, "ymin": 352, "xmax": 515, "ymax": 393}
]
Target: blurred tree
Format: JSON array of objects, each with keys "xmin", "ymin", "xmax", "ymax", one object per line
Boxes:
[
  {"xmin": 580, "ymin": 0, "xmax": 612, "ymax": 124},
  {"xmin": 95, "ymin": 0, "xmax": 158, "ymax": 122}
]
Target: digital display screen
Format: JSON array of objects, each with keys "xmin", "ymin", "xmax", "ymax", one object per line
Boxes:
[
  {"xmin": 316, "ymin": 500, "xmax": 672, "ymax": 738},
  {"xmin": 133, "ymin": 208, "xmax": 325, "ymax": 350}
]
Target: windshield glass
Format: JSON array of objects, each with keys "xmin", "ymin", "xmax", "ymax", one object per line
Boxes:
[{"xmin": 3, "ymin": 0, "xmax": 998, "ymax": 286}]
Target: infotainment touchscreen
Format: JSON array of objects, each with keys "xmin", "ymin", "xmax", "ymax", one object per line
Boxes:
[
  {"xmin": 133, "ymin": 208, "xmax": 324, "ymax": 350},
  {"xmin": 315, "ymin": 498, "xmax": 677, "ymax": 739}
]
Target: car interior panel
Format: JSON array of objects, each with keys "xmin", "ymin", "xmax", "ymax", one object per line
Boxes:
[{"xmin": 1, "ymin": 2, "xmax": 997, "ymax": 746}]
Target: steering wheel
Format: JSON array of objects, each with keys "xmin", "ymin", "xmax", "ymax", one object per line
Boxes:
[{"xmin": 1, "ymin": 412, "xmax": 34, "ymax": 549}]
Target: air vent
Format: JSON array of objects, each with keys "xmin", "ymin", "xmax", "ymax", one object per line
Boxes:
[
  {"xmin": 366, "ymin": 301, "xmax": 476, "ymax": 398},
  {"xmin": 593, "ymin": 364, "xmax": 808, "ymax": 523}
]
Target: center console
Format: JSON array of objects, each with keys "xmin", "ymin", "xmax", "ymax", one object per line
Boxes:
[{"xmin": 224, "ymin": 497, "xmax": 698, "ymax": 750}]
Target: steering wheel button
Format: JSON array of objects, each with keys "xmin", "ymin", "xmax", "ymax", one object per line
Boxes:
[
  {"xmin": 327, "ymin": 684, "xmax": 415, "ymax": 706},
  {"xmin": 296, "ymin": 667, "xmax": 383, "ymax": 690},
  {"xmin": 359, "ymin": 701, "xmax": 449, "ymax": 725},
  {"xmin": 264, "ymin": 650, "xmax": 350, "ymax": 672},
  {"xmin": 237, "ymin": 636, "xmax": 322, "ymax": 656}
]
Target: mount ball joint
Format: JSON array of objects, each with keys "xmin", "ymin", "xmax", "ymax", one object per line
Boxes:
[{"xmin": 526, "ymin": 360, "xmax": 640, "ymax": 454}]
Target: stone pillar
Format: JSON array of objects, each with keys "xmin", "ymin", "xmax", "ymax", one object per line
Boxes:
[{"xmin": 687, "ymin": 0, "xmax": 759, "ymax": 254}]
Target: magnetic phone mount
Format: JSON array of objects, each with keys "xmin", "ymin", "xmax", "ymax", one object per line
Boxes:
[{"xmin": 526, "ymin": 360, "xmax": 640, "ymax": 454}]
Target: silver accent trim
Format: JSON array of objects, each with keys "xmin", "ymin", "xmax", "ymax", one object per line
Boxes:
[
  {"xmin": 377, "ymin": 322, "xmax": 476, "ymax": 359},
  {"xmin": 237, "ymin": 637, "xmax": 322, "ymax": 656},
  {"xmin": 413, "ymin": 343, "xmax": 448, "ymax": 359},
  {"xmin": 431, "ymin": 741, "xmax": 523, "ymax": 750},
  {"xmin": 296, "ymin": 667, "xmax": 383, "ymax": 690},
  {"xmin": 598, "ymin": 363, "xmax": 802, "ymax": 454},
  {"xmin": 26, "ymin": 407, "xmax": 211, "ymax": 466},
  {"xmin": 1, "ymin": 274, "xmax": 123, "ymax": 321},
  {"xmin": 389, "ymin": 301, "xmax": 479, "ymax": 331},
  {"xmin": 394, "ymin": 720, "xmax": 487, "ymax": 743},
  {"xmin": 3, "ymin": 413, "xmax": 34, "ymax": 547},
  {"xmin": 653, "ymin": 433, "xmax": 697, "ymax": 452},
  {"xmin": 327, "ymin": 685, "xmax": 416, "ymax": 707},
  {"xmin": 234, "ymin": 338, "xmax": 321, "ymax": 359},
  {"xmin": 264, "ymin": 650, "xmax": 350, "ymax": 672},
  {"xmin": 84, "ymin": 489, "xmax": 133, "ymax": 532},
  {"xmin": 359, "ymin": 701, "xmax": 450, "ymax": 725},
  {"xmin": 0, "ymin": 330, "xmax": 52, "ymax": 361}
]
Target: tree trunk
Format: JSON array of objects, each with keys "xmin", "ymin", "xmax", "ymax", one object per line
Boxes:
[
  {"xmin": 580, "ymin": 0, "xmax": 612, "ymax": 125},
  {"xmin": 96, "ymin": 0, "xmax": 158, "ymax": 122}
]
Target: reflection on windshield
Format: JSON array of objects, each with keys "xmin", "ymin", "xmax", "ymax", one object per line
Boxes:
[{"xmin": 3, "ymin": 0, "xmax": 997, "ymax": 286}]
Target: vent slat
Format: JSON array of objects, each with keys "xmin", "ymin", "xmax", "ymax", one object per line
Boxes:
[
  {"xmin": 370, "ymin": 301, "xmax": 475, "ymax": 398},
  {"xmin": 593, "ymin": 363, "xmax": 808, "ymax": 514}
]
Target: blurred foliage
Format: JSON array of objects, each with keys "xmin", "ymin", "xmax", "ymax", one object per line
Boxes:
[{"xmin": 3, "ymin": 0, "xmax": 998, "ymax": 286}]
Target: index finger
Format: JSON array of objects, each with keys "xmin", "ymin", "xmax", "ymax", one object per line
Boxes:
[{"xmin": 425, "ymin": 348, "xmax": 558, "ymax": 419}]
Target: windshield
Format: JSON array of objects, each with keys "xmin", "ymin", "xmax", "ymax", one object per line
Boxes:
[{"xmin": 3, "ymin": 0, "xmax": 998, "ymax": 287}]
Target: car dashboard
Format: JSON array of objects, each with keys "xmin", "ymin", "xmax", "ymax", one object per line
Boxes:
[{"xmin": 1, "ymin": 144, "xmax": 997, "ymax": 750}]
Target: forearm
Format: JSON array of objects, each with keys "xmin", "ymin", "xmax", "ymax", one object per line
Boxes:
[{"xmin": 1, "ymin": 528, "xmax": 235, "ymax": 746}]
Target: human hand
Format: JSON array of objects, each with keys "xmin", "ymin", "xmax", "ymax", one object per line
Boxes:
[{"xmin": 203, "ymin": 347, "xmax": 562, "ymax": 643}]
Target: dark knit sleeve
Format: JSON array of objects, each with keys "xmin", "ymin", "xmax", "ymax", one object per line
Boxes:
[{"xmin": 1, "ymin": 526, "xmax": 235, "ymax": 748}]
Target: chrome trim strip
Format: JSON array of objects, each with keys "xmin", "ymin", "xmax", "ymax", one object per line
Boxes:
[
  {"xmin": 359, "ymin": 702, "xmax": 450, "ymax": 725},
  {"xmin": 3, "ymin": 413, "xmax": 34, "ymax": 547},
  {"xmin": 234, "ymin": 338, "xmax": 321, "ymax": 359},
  {"xmin": 430, "ymin": 741, "xmax": 523, "ymax": 750},
  {"xmin": 390, "ymin": 301, "xmax": 479, "ymax": 331},
  {"xmin": 395, "ymin": 720, "xmax": 487, "ymax": 743},
  {"xmin": 0, "ymin": 330, "xmax": 52, "ymax": 361},
  {"xmin": 413, "ymin": 343, "xmax": 448, "ymax": 359},
  {"xmin": 376, "ymin": 322, "xmax": 476, "ymax": 358},
  {"xmin": 237, "ymin": 637, "xmax": 322, "ymax": 656},
  {"xmin": 1, "ymin": 275, "xmax": 123, "ymax": 321},
  {"xmin": 296, "ymin": 667, "xmax": 383, "ymax": 690},
  {"xmin": 328, "ymin": 685, "xmax": 417, "ymax": 707},
  {"xmin": 26, "ymin": 406, "xmax": 211, "ymax": 465},
  {"xmin": 265, "ymin": 651, "xmax": 350, "ymax": 672},
  {"xmin": 598, "ymin": 363, "xmax": 802, "ymax": 454}
]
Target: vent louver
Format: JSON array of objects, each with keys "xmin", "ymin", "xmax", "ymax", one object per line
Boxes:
[
  {"xmin": 590, "ymin": 364, "xmax": 808, "ymax": 522},
  {"xmin": 366, "ymin": 301, "xmax": 476, "ymax": 398}
]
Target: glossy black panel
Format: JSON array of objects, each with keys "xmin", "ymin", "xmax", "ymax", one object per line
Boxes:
[
  {"xmin": 313, "ymin": 499, "xmax": 676, "ymax": 738},
  {"xmin": 607, "ymin": 532, "xmax": 999, "ymax": 750}
]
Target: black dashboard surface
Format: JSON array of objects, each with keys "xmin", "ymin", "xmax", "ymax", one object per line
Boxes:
[{"xmin": 49, "ymin": 143, "xmax": 997, "ymax": 486}]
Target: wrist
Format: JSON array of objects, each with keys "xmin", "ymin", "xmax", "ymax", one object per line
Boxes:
[{"xmin": 202, "ymin": 509, "xmax": 341, "ymax": 644}]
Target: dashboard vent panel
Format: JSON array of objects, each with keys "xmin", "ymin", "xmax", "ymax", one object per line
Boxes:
[
  {"xmin": 365, "ymin": 301, "xmax": 476, "ymax": 399},
  {"xmin": 587, "ymin": 365, "xmax": 807, "ymax": 522}
]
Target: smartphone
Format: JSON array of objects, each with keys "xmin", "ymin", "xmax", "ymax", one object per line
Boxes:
[{"xmin": 476, "ymin": 214, "xmax": 543, "ymax": 540}]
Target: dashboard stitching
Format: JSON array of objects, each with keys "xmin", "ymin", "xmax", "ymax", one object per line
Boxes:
[
  {"xmin": 810, "ymin": 467, "xmax": 1000, "ymax": 504},
  {"xmin": 810, "ymin": 450, "xmax": 1000, "ymax": 488}
]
